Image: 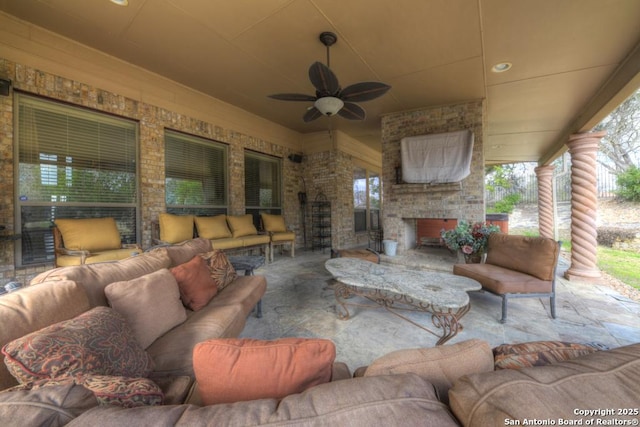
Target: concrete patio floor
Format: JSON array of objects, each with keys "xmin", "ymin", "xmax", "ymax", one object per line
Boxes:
[{"xmin": 240, "ymin": 247, "xmax": 640, "ymax": 372}]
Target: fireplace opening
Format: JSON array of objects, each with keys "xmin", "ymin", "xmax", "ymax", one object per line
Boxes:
[{"xmin": 416, "ymin": 218, "xmax": 457, "ymax": 247}]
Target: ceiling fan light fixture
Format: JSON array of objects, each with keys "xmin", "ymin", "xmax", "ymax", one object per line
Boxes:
[
  {"xmin": 110, "ymin": 0, "xmax": 128, "ymax": 6},
  {"xmin": 314, "ymin": 97, "xmax": 344, "ymax": 116}
]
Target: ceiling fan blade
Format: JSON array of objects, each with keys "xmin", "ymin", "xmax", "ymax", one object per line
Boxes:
[
  {"xmin": 338, "ymin": 102, "xmax": 366, "ymax": 120},
  {"xmin": 340, "ymin": 82, "xmax": 391, "ymax": 102},
  {"xmin": 268, "ymin": 93, "xmax": 317, "ymax": 102},
  {"xmin": 303, "ymin": 106, "xmax": 323, "ymax": 122},
  {"xmin": 308, "ymin": 62, "xmax": 340, "ymax": 96}
]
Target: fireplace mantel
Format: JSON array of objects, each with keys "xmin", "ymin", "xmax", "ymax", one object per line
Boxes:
[{"xmin": 391, "ymin": 182, "xmax": 462, "ymax": 194}]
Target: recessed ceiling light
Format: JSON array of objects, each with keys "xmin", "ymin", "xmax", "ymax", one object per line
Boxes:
[
  {"xmin": 110, "ymin": 0, "xmax": 128, "ymax": 5},
  {"xmin": 491, "ymin": 62, "xmax": 512, "ymax": 73}
]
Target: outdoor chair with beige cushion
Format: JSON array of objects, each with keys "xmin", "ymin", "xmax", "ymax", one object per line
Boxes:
[
  {"xmin": 53, "ymin": 217, "xmax": 142, "ymax": 267},
  {"xmin": 261, "ymin": 213, "xmax": 295, "ymax": 263}
]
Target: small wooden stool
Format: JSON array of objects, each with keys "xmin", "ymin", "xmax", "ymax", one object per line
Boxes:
[{"xmin": 330, "ymin": 248, "xmax": 380, "ymax": 264}]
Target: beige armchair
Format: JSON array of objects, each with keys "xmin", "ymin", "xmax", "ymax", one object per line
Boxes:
[
  {"xmin": 53, "ymin": 217, "xmax": 141, "ymax": 267},
  {"xmin": 261, "ymin": 213, "xmax": 295, "ymax": 263}
]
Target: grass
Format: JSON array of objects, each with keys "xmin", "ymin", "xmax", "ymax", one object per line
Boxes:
[
  {"xmin": 510, "ymin": 227, "xmax": 639, "ymax": 290},
  {"xmin": 597, "ymin": 247, "xmax": 640, "ymax": 290}
]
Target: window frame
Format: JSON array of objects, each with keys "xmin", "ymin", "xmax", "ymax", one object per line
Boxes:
[
  {"xmin": 14, "ymin": 92, "xmax": 140, "ymax": 267},
  {"xmin": 244, "ymin": 150, "xmax": 283, "ymax": 229},
  {"xmin": 353, "ymin": 167, "xmax": 381, "ymax": 233}
]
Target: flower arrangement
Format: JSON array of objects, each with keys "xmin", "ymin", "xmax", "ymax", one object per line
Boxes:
[{"xmin": 440, "ymin": 220, "xmax": 501, "ymax": 257}]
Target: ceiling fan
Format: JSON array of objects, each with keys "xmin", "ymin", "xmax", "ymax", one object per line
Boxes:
[{"xmin": 268, "ymin": 31, "xmax": 391, "ymax": 122}]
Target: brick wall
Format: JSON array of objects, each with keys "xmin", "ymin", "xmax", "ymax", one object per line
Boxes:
[
  {"xmin": 381, "ymin": 100, "xmax": 486, "ymax": 253},
  {"xmin": 0, "ymin": 58, "xmax": 304, "ymax": 284}
]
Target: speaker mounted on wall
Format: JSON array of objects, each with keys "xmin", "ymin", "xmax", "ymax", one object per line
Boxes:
[
  {"xmin": 288, "ymin": 154, "xmax": 303, "ymax": 163},
  {"xmin": 0, "ymin": 79, "xmax": 11, "ymax": 96}
]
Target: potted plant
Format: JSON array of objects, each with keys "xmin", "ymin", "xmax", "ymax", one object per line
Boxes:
[{"xmin": 440, "ymin": 220, "xmax": 501, "ymax": 263}]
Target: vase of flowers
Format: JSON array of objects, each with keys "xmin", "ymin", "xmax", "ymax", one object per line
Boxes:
[{"xmin": 440, "ymin": 220, "xmax": 501, "ymax": 263}]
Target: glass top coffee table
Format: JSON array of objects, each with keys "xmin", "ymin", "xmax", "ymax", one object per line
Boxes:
[{"xmin": 325, "ymin": 257, "xmax": 481, "ymax": 345}]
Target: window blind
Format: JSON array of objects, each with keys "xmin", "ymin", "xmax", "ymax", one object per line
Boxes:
[
  {"xmin": 164, "ymin": 130, "xmax": 227, "ymax": 216},
  {"xmin": 244, "ymin": 151, "xmax": 282, "ymax": 228}
]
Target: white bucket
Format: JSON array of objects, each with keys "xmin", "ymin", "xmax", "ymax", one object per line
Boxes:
[{"xmin": 382, "ymin": 240, "xmax": 398, "ymax": 256}]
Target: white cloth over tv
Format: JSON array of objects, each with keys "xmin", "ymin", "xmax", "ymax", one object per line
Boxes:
[{"xmin": 401, "ymin": 130, "xmax": 474, "ymax": 184}]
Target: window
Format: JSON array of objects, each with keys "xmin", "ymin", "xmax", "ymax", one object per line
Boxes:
[
  {"xmin": 164, "ymin": 130, "xmax": 228, "ymax": 216},
  {"xmin": 353, "ymin": 168, "xmax": 381, "ymax": 233},
  {"xmin": 244, "ymin": 151, "xmax": 282, "ymax": 229},
  {"xmin": 15, "ymin": 94, "xmax": 138, "ymax": 266}
]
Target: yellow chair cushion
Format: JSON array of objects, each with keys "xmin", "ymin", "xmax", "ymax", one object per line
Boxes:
[
  {"xmin": 56, "ymin": 248, "xmax": 139, "ymax": 267},
  {"xmin": 195, "ymin": 215, "xmax": 232, "ymax": 240},
  {"xmin": 227, "ymin": 215, "xmax": 257, "ymax": 238},
  {"xmin": 261, "ymin": 213, "xmax": 287, "ymax": 233},
  {"xmin": 55, "ymin": 217, "xmax": 121, "ymax": 251},
  {"xmin": 271, "ymin": 231, "xmax": 295, "ymax": 242},
  {"xmin": 159, "ymin": 213, "xmax": 194, "ymax": 244},
  {"xmin": 242, "ymin": 234, "xmax": 270, "ymax": 247},
  {"xmin": 210, "ymin": 238, "xmax": 244, "ymax": 250}
]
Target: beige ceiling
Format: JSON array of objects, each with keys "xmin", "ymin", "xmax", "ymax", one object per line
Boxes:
[{"xmin": 1, "ymin": 0, "xmax": 639, "ymax": 164}]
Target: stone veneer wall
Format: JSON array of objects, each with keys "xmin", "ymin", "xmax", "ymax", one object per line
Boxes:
[
  {"xmin": 381, "ymin": 100, "xmax": 486, "ymax": 253},
  {"xmin": 0, "ymin": 58, "xmax": 304, "ymax": 283}
]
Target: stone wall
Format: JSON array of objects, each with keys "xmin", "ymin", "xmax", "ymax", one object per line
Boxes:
[
  {"xmin": 381, "ymin": 100, "xmax": 486, "ymax": 253},
  {"xmin": 0, "ymin": 57, "xmax": 304, "ymax": 283}
]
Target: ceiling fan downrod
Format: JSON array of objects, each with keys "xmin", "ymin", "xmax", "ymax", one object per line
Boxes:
[{"xmin": 319, "ymin": 31, "xmax": 337, "ymax": 68}]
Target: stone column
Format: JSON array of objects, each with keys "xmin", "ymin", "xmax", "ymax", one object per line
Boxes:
[
  {"xmin": 534, "ymin": 165, "xmax": 555, "ymax": 239},
  {"xmin": 564, "ymin": 131, "xmax": 606, "ymax": 281}
]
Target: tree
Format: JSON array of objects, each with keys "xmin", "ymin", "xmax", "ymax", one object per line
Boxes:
[{"xmin": 595, "ymin": 89, "xmax": 640, "ymax": 174}]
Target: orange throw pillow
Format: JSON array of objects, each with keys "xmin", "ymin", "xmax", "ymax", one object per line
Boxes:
[
  {"xmin": 170, "ymin": 255, "xmax": 218, "ymax": 311},
  {"xmin": 193, "ymin": 338, "xmax": 336, "ymax": 405}
]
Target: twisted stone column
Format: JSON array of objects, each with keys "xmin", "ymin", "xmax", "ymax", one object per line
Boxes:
[
  {"xmin": 534, "ymin": 165, "xmax": 555, "ymax": 239},
  {"xmin": 565, "ymin": 131, "xmax": 605, "ymax": 281}
]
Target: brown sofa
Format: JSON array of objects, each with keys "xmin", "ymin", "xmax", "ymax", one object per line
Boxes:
[
  {"xmin": 1, "ymin": 240, "xmax": 639, "ymax": 425},
  {"xmin": 453, "ymin": 233, "xmax": 561, "ymax": 322},
  {"xmin": 1, "ymin": 238, "xmax": 265, "ymax": 391}
]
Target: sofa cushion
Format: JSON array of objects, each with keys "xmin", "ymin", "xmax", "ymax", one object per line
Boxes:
[
  {"xmin": 2, "ymin": 307, "xmax": 154, "ymax": 383},
  {"xmin": 0, "ymin": 280, "xmax": 90, "ymax": 391},
  {"xmin": 55, "ymin": 217, "xmax": 121, "ymax": 251},
  {"xmin": 271, "ymin": 231, "xmax": 296, "ymax": 242},
  {"xmin": 452, "ymin": 263, "xmax": 553, "ymax": 294},
  {"xmin": 241, "ymin": 234, "xmax": 270, "ymax": 247},
  {"xmin": 30, "ymin": 249, "xmax": 173, "ymax": 308},
  {"xmin": 261, "ymin": 213, "xmax": 286, "ymax": 233},
  {"xmin": 193, "ymin": 338, "xmax": 336, "ymax": 405},
  {"xmin": 493, "ymin": 340, "xmax": 599, "ymax": 370},
  {"xmin": 199, "ymin": 250, "xmax": 237, "ymax": 292},
  {"xmin": 0, "ymin": 381, "xmax": 98, "ymax": 426},
  {"xmin": 226, "ymin": 214, "xmax": 257, "ymax": 238},
  {"xmin": 67, "ymin": 374, "xmax": 459, "ymax": 427},
  {"xmin": 449, "ymin": 342, "xmax": 640, "ymax": 427},
  {"xmin": 363, "ymin": 339, "xmax": 493, "ymax": 404},
  {"xmin": 485, "ymin": 234, "xmax": 559, "ymax": 281},
  {"xmin": 159, "ymin": 213, "xmax": 194, "ymax": 244},
  {"xmin": 105, "ymin": 269, "xmax": 187, "ymax": 349},
  {"xmin": 194, "ymin": 215, "xmax": 232, "ymax": 239},
  {"xmin": 170, "ymin": 256, "xmax": 219, "ymax": 311}
]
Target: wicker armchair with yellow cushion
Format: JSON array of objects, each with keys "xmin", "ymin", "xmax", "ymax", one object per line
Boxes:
[
  {"xmin": 53, "ymin": 217, "xmax": 141, "ymax": 267},
  {"xmin": 261, "ymin": 213, "xmax": 295, "ymax": 263}
]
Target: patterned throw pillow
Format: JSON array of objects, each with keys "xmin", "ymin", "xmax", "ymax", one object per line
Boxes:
[
  {"xmin": 199, "ymin": 250, "xmax": 237, "ymax": 292},
  {"xmin": 2, "ymin": 307, "xmax": 154, "ymax": 384},
  {"xmin": 80, "ymin": 375, "xmax": 163, "ymax": 407},
  {"xmin": 493, "ymin": 341, "xmax": 599, "ymax": 370}
]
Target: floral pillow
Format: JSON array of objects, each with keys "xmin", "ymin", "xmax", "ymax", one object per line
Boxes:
[
  {"xmin": 199, "ymin": 250, "xmax": 237, "ymax": 292},
  {"xmin": 1, "ymin": 307, "xmax": 154, "ymax": 384},
  {"xmin": 493, "ymin": 341, "xmax": 599, "ymax": 370}
]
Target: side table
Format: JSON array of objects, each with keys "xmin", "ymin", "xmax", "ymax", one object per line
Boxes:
[{"xmin": 228, "ymin": 255, "xmax": 265, "ymax": 318}]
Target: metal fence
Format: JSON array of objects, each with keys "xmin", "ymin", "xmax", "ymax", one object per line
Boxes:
[{"xmin": 486, "ymin": 163, "xmax": 618, "ymax": 206}]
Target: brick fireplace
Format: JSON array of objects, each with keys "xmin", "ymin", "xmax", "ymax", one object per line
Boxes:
[{"xmin": 381, "ymin": 101, "xmax": 486, "ymax": 254}]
